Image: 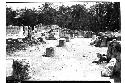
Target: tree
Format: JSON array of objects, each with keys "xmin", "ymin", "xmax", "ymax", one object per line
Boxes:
[
  {"xmin": 6, "ymin": 2, "xmax": 120, "ymax": 35},
  {"xmin": 56, "ymin": 4, "xmax": 91, "ymax": 31},
  {"xmin": 14, "ymin": 8, "xmax": 38, "ymax": 39},
  {"xmin": 38, "ymin": 2, "xmax": 57, "ymax": 25},
  {"xmin": 89, "ymin": 2, "xmax": 120, "ymax": 32},
  {"xmin": 104, "ymin": 2, "xmax": 120, "ymax": 31},
  {"xmin": 56, "ymin": 5, "xmax": 72, "ymax": 29},
  {"xmin": 6, "ymin": 7, "xmax": 16, "ymax": 26}
]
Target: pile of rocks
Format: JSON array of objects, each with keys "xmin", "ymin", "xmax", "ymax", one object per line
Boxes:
[
  {"xmin": 83, "ymin": 31, "xmax": 93, "ymax": 38},
  {"xmin": 90, "ymin": 35, "xmax": 118, "ymax": 47},
  {"xmin": 92, "ymin": 40, "xmax": 121, "ymax": 78},
  {"xmin": 101, "ymin": 41, "xmax": 121, "ymax": 78}
]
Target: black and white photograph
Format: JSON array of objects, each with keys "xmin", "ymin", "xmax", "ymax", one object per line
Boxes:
[{"xmin": 5, "ymin": 1, "xmax": 122, "ymax": 83}]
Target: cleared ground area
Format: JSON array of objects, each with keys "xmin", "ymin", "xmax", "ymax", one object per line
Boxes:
[{"xmin": 6, "ymin": 38, "xmax": 113, "ymax": 81}]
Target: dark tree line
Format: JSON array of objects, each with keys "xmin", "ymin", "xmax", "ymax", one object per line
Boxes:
[{"xmin": 6, "ymin": 2, "xmax": 120, "ymax": 33}]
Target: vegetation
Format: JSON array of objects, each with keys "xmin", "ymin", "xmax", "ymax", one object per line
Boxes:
[
  {"xmin": 6, "ymin": 2, "xmax": 120, "ymax": 34},
  {"xmin": 12, "ymin": 60, "xmax": 31, "ymax": 81}
]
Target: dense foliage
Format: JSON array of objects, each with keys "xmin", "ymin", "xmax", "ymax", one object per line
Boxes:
[{"xmin": 6, "ymin": 2, "xmax": 120, "ymax": 33}]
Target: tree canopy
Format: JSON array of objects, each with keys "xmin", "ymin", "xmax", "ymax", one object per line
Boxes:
[{"xmin": 6, "ymin": 2, "xmax": 120, "ymax": 33}]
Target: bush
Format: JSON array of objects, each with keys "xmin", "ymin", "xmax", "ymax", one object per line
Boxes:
[{"xmin": 12, "ymin": 59, "xmax": 31, "ymax": 81}]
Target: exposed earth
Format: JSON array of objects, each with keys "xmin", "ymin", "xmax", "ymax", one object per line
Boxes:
[{"xmin": 6, "ymin": 38, "xmax": 114, "ymax": 82}]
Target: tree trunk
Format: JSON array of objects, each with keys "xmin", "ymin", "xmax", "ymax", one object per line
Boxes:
[{"xmin": 27, "ymin": 26, "xmax": 32, "ymax": 40}]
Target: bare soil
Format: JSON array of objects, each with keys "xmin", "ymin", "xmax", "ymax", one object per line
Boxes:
[{"xmin": 6, "ymin": 38, "xmax": 114, "ymax": 81}]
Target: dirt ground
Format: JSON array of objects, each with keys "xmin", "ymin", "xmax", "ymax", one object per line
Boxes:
[{"xmin": 6, "ymin": 38, "xmax": 114, "ymax": 81}]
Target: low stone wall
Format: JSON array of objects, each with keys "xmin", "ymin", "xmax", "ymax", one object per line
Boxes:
[{"xmin": 6, "ymin": 26, "xmax": 28, "ymax": 39}]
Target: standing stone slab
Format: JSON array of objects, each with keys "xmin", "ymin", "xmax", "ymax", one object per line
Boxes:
[
  {"xmin": 6, "ymin": 59, "xmax": 13, "ymax": 77},
  {"xmin": 92, "ymin": 35, "xmax": 96, "ymax": 40},
  {"xmin": 100, "ymin": 37, "xmax": 108, "ymax": 47},
  {"xmin": 65, "ymin": 37, "xmax": 70, "ymax": 42},
  {"xmin": 46, "ymin": 47, "xmax": 54, "ymax": 57},
  {"xmin": 59, "ymin": 40, "xmax": 65, "ymax": 47},
  {"xmin": 58, "ymin": 38, "xmax": 66, "ymax": 47},
  {"xmin": 94, "ymin": 39, "xmax": 101, "ymax": 47}
]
